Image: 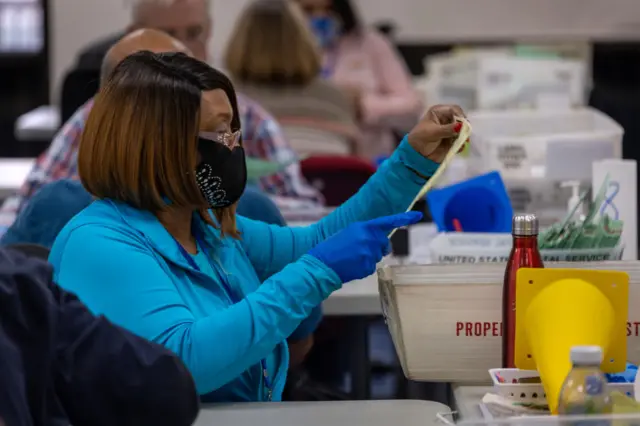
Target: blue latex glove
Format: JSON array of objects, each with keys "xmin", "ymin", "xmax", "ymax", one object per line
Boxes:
[
  {"xmin": 309, "ymin": 211, "xmax": 423, "ymax": 283},
  {"xmin": 374, "ymin": 156, "xmax": 389, "ymax": 168},
  {"xmin": 606, "ymin": 362, "xmax": 638, "ymax": 383}
]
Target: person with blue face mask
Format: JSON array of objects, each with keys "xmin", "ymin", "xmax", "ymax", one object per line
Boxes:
[
  {"xmin": 296, "ymin": 0, "xmax": 423, "ymax": 160},
  {"xmin": 308, "ymin": 10, "xmax": 341, "ymax": 50},
  {"xmin": 224, "ymin": 0, "xmax": 360, "ymax": 157}
]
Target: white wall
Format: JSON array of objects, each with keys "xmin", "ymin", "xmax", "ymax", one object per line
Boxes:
[
  {"xmin": 353, "ymin": 0, "xmax": 640, "ymax": 42},
  {"xmin": 49, "ymin": 0, "xmax": 640, "ymax": 102},
  {"xmin": 50, "ymin": 0, "xmax": 127, "ymax": 101}
]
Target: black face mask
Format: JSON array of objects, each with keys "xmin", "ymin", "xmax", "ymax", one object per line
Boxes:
[{"xmin": 194, "ymin": 137, "xmax": 247, "ymax": 208}]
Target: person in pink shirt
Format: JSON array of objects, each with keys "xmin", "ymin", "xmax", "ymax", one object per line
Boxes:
[{"xmin": 296, "ymin": 0, "xmax": 423, "ymax": 160}]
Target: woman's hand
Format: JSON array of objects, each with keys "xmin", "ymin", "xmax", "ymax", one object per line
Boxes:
[
  {"xmin": 308, "ymin": 211, "xmax": 423, "ymax": 283},
  {"xmin": 407, "ymin": 104, "xmax": 467, "ymax": 163}
]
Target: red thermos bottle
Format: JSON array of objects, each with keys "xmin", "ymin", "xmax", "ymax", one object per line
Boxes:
[{"xmin": 502, "ymin": 213, "xmax": 544, "ymax": 368}]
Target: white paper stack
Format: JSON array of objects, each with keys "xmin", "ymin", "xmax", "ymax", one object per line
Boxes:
[{"xmin": 422, "ymin": 50, "xmax": 587, "ymax": 111}]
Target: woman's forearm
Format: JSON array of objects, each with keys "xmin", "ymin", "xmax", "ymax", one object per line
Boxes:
[
  {"xmin": 163, "ymin": 255, "xmax": 339, "ymax": 394},
  {"xmin": 240, "ymin": 138, "xmax": 440, "ymax": 278},
  {"xmin": 307, "ymin": 136, "xmax": 439, "ymax": 242}
]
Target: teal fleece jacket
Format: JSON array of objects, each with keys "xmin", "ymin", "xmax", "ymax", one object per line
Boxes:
[{"xmin": 48, "ymin": 136, "xmax": 438, "ymax": 402}]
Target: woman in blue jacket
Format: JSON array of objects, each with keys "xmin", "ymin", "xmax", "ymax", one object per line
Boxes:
[{"xmin": 49, "ymin": 51, "xmax": 465, "ymax": 402}]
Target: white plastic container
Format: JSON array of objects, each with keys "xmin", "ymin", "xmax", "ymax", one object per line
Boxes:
[
  {"xmin": 474, "ymin": 57, "xmax": 586, "ymax": 110},
  {"xmin": 428, "ymin": 233, "xmax": 624, "ymax": 264},
  {"xmin": 489, "ymin": 368, "xmax": 634, "ymax": 400},
  {"xmin": 467, "ymin": 108, "xmax": 623, "ymax": 181},
  {"xmin": 424, "ymin": 49, "xmax": 513, "ymax": 109},
  {"xmin": 424, "ymin": 52, "xmax": 587, "ymax": 111},
  {"xmin": 376, "ymin": 261, "xmax": 640, "ymax": 382}
]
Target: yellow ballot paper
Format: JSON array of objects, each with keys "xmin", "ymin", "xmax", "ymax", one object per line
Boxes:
[{"xmin": 389, "ymin": 117, "xmax": 472, "ymax": 237}]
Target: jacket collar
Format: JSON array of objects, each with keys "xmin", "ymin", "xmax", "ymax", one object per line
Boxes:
[{"xmin": 103, "ymin": 199, "xmax": 231, "ymax": 270}]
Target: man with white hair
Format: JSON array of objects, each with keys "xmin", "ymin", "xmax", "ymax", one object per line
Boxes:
[
  {"xmin": 77, "ymin": 0, "xmax": 211, "ymax": 65},
  {"xmin": 77, "ymin": 0, "xmax": 323, "ymax": 205}
]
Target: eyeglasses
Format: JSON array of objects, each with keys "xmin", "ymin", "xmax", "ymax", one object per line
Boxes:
[{"xmin": 199, "ymin": 130, "xmax": 242, "ymax": 149}]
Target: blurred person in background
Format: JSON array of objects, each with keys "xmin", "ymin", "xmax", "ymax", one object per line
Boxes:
[
  {"xmin": 77, "ymin": 0, "xmax": 211, "ymax": 65},
  {"xmin": 0, "ymin": 29, "xmax": 190, "ymax": 229},
  {"xmin": 0, "ymin": 180, "xmax": 93, "ymax": 249},
  {"xmin": 47, "ymin": 50, "xmax": 466, "ymax": 402},
  {"xmin": 296, "ymin": 0, "xmax": 422, "ymax": 160},
  {"xmin": 225, "ymin": 0, "xmax": 360, "ymax": 156},
  {"xmin": 73, "ymin": 0, "xmax": 321, "ymax": 205},
  {"xmin": 0, "ymin": 180, "xmax": 286, "ymax": 250},
  {"xmin": 0, "ymin": 23, "xmax": 322, "ymax": 231}
]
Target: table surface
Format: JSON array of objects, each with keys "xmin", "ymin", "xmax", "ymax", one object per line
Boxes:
[
  {"xmin": 15, "ymin": 105, "xmax": 60, "ymax": 142},
  {"xmin": 195, "ymin": 400, "xmax": 451, "ymax": 426},
  {"xmin": 0, "ymin": 158, "xmax": 34, "ymax": 197},
  {"xmin": 323, "ymin": 273, "xmax": 380, "ymax": 316},
  {"xmin": 453, "ymin": 385, "xmax": 493, "ymax": 421}
]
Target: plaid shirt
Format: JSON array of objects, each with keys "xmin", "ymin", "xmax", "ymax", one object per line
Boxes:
[{"xmin": 0, "ymin": 95, "xmax": 322, "ymax": 226}]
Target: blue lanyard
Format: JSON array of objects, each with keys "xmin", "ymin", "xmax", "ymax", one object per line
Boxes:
[{"xmin": 174, "ymin": 227, "xmax": 273, "ymax": 401}]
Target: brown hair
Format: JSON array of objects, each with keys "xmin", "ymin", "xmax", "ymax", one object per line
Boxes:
[
  {"xmin": 224, "ymin": 0, "xmax": 321, "ymax": 86},
  {"xmin": 79, "ymin": 51, "xmax": 241, "ymax": 237}
]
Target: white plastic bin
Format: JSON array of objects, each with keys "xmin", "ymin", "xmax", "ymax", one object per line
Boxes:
[
  {"xmin": 457, "ymin": 414, "xmax": 640, "ymax": 426},
  {"xmin": 467, "ymin": 108, "xmax": 623, "ymax": 180},
  {"xmin": 489, "ymin": 368, "xmax": 634, "ymax": 400},
  {"xmin": 424, "ymin": 49, "xmax": 513, "ymax": 109},
  {"xmin": 473, "ymin": 57, "xmax": 586, "ymax": 110},
  {"xmin": 425, "ymin": 53, "xmax": 587, "ymax": 111},
  {"xmin": 376, "ymin": 261, "xmax": 640, "ymax": 382}
]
